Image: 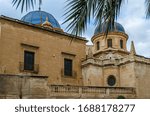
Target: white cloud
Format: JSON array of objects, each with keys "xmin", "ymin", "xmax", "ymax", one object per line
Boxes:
[{"xmin": 118, "ymin": 0, "xmax": 150, "ymax": 57}]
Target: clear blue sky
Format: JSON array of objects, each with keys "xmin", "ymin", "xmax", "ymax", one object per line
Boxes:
[{"xmin": 0, "ymin": 0, "xmax": 149, "ymax": 57}]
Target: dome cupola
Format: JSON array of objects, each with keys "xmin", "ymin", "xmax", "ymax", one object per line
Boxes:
[
  {"xmin": 91, "ymin": 22, "xmax": 128, "ymax": 56},
  {"xmin": 94, "ymin": 22, "xmax": 125, "ymax": 35},
  {"xmin": 21, "ymin": 10, "xmax": 61, "ymax": 29}
]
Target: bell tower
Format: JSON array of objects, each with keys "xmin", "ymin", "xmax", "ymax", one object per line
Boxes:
[{"xmin": 91, "ymin": 22, "xmax": 129, "ymax": 58}]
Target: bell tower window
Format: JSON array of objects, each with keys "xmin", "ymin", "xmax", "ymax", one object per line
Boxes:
[
  {"xmin": 96, "ymin": 41, "xmax": 100, "ymax": 50},
  {"xmin": 107, "ymin": 39, "xmax": 112, "ymax": 48},
  {"xmin": 120, "ymin": 40, "xmax": 123, "ymax": 49}
]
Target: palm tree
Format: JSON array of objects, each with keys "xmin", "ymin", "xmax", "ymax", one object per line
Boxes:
[{"xmin": 12, "ymin": 0, "xmax": 150, "ymax": 36}]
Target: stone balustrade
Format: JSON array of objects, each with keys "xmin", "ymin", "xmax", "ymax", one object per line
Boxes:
[{"xmin": 49, "ymin": 85, "xmax": 136, "ymax": 98}]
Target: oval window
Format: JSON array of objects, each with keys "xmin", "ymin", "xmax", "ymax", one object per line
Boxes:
[{"xmin": 107, "ymin": 75, "xmax": 116, "ymax": 86}]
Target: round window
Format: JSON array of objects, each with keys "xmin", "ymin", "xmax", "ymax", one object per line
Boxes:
[{"xmin": 107, "ymin": 75, "xmax": 116, "ymax": 86}]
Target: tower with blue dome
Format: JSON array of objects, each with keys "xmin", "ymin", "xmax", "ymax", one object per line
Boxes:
[{"xmin": 91, "ymin": 22, "xmax": 129, "ymax": 57}]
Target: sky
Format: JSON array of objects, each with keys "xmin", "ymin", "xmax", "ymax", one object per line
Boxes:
[{"xmin": 0, "ymin": 0, "xmax": 149, "ymax": 57}]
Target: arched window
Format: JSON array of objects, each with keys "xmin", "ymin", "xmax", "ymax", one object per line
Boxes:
[
  {"xmin": 120, "ymin": 40, "xmax": 123, "ymax": 49},
  {"xmin": 107, "ymin": 39, "xmax": 112, "ymax": 48},
  {"xmin": 107, "ymin": 75, "xmax": 116, "ymax": 86},
  {"xmin": 96, "ymin": 41, "xmax": 100, "ymax": 50},
  {"xmin": 117, "ymin": 96, "xmax": 125, "ymax": 99}
]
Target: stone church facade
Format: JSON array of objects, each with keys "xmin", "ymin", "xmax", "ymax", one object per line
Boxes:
[{"xmin": 0, "ymin": 10, "xmax": 150, "ymax": 99}]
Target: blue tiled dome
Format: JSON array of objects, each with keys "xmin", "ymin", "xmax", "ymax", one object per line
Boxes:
[
  {"xmin": 94, "ymin": 22, "xmax": 125, "ymax": 35},
  {"xmin": 21, "ymin": 11, "xmax": 61, "ymax": 28}
]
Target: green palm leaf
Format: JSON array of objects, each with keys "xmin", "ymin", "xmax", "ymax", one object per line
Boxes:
[
  {"xmin": 63, "ymin": 0, "xmax": 124, "ymax": 36},
  {"xmin": 146, "ymin": 0, "xmax": 150, "ymax": 18},
  {"xmin": 12, "ymin": 0, "xmax": 42, "ymax": 12}
]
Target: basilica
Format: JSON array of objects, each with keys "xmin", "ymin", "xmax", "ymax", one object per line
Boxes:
[{"xmin": 0, "ymin": 10, "xmax": 150, "ymax": 99}]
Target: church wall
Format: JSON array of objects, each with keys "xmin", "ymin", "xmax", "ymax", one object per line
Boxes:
[
  {"xmin": 134, "ymin": 62, "xmax": 150, "ymax": 98},
  {"xmin": 0, "ymin": 19, "xmax": 86, "ymax": 86},
  {"xmin": 82, "ymin": 62, "xmax": 137, "ymax": 88},
  {"xmin": 82, "ymin": 64, "xmax": 103, "ymax": 86},
  {"xmin": 82, "ymin": 64, "xmax": 121, "ymax": 87},
  {"xmin": 119, "ymin": 63, "xmax": 136, "ymax": 87},
  {"xmin": 0, "ymin": 74, "xmax": 48, "ymax": 99},
  {"xmin": 103, "ymin": 66, "xmax": 120, "ymax": 87}
]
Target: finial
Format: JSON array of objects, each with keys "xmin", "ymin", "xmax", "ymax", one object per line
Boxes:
[
  {"xmin": 42, "ymin": 17, "xmax": 53, "ymax": 29},
  {"xmin": 46, "ymin": 17, "xmax": 48, "ymax": 21},
  {"xmin": 130, "ymin": 41, "xmax": 136, "ymax": 55}
]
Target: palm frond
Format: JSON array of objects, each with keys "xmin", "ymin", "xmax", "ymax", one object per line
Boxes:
[
  {"xmin": 12, "ymin": 0, "xmax": 42, "ymax": 12},
  {"xmin": 63, "ymin": 0, "xmax": 124, "ymax": 36},
  {"xmin": 145, "ymin": 0, "xmax": 150, "ymax": 18},
  {"xmin": 95, "ymin": 0, "xmax": 124, "ymax": 34},
  {"xmin": 63, "ymin": 0, "xmax": 91, "ymax": 36}
]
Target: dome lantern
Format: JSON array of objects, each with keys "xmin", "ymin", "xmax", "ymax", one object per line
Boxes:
[{"xmin": 42, "ymin": 17, "xmax": 53, "ymax": 29}]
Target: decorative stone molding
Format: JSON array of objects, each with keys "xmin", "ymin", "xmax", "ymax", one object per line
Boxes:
[{"xmin": 82, "ymin": 53, "xmax": 150, "ymax": 67}]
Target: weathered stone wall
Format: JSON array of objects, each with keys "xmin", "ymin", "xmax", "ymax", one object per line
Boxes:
[
  {"xmin": 0, "ymin": 74, "xmax": 136, "ymax": 99},
  {"xmin": 0, "ymin": 74, "xmax": 48, "ymax": 99},
  {"xmin": 82, "ymin": 61, "xmax": 136, "ymax": 88},
  {"xmin": 120, "ymin": 62, "xmax": 136, "ymax": 87},
  {"xmin": 134, "ymin": 62, "xmax": 150, "ymax": 98},
  {"xmin": 82, "ymin": 64, "xmax": 103, "ymax": 86},
  {"xmin": 103, "ymin": 66, "xmax": 120, "ymax": 87}
]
